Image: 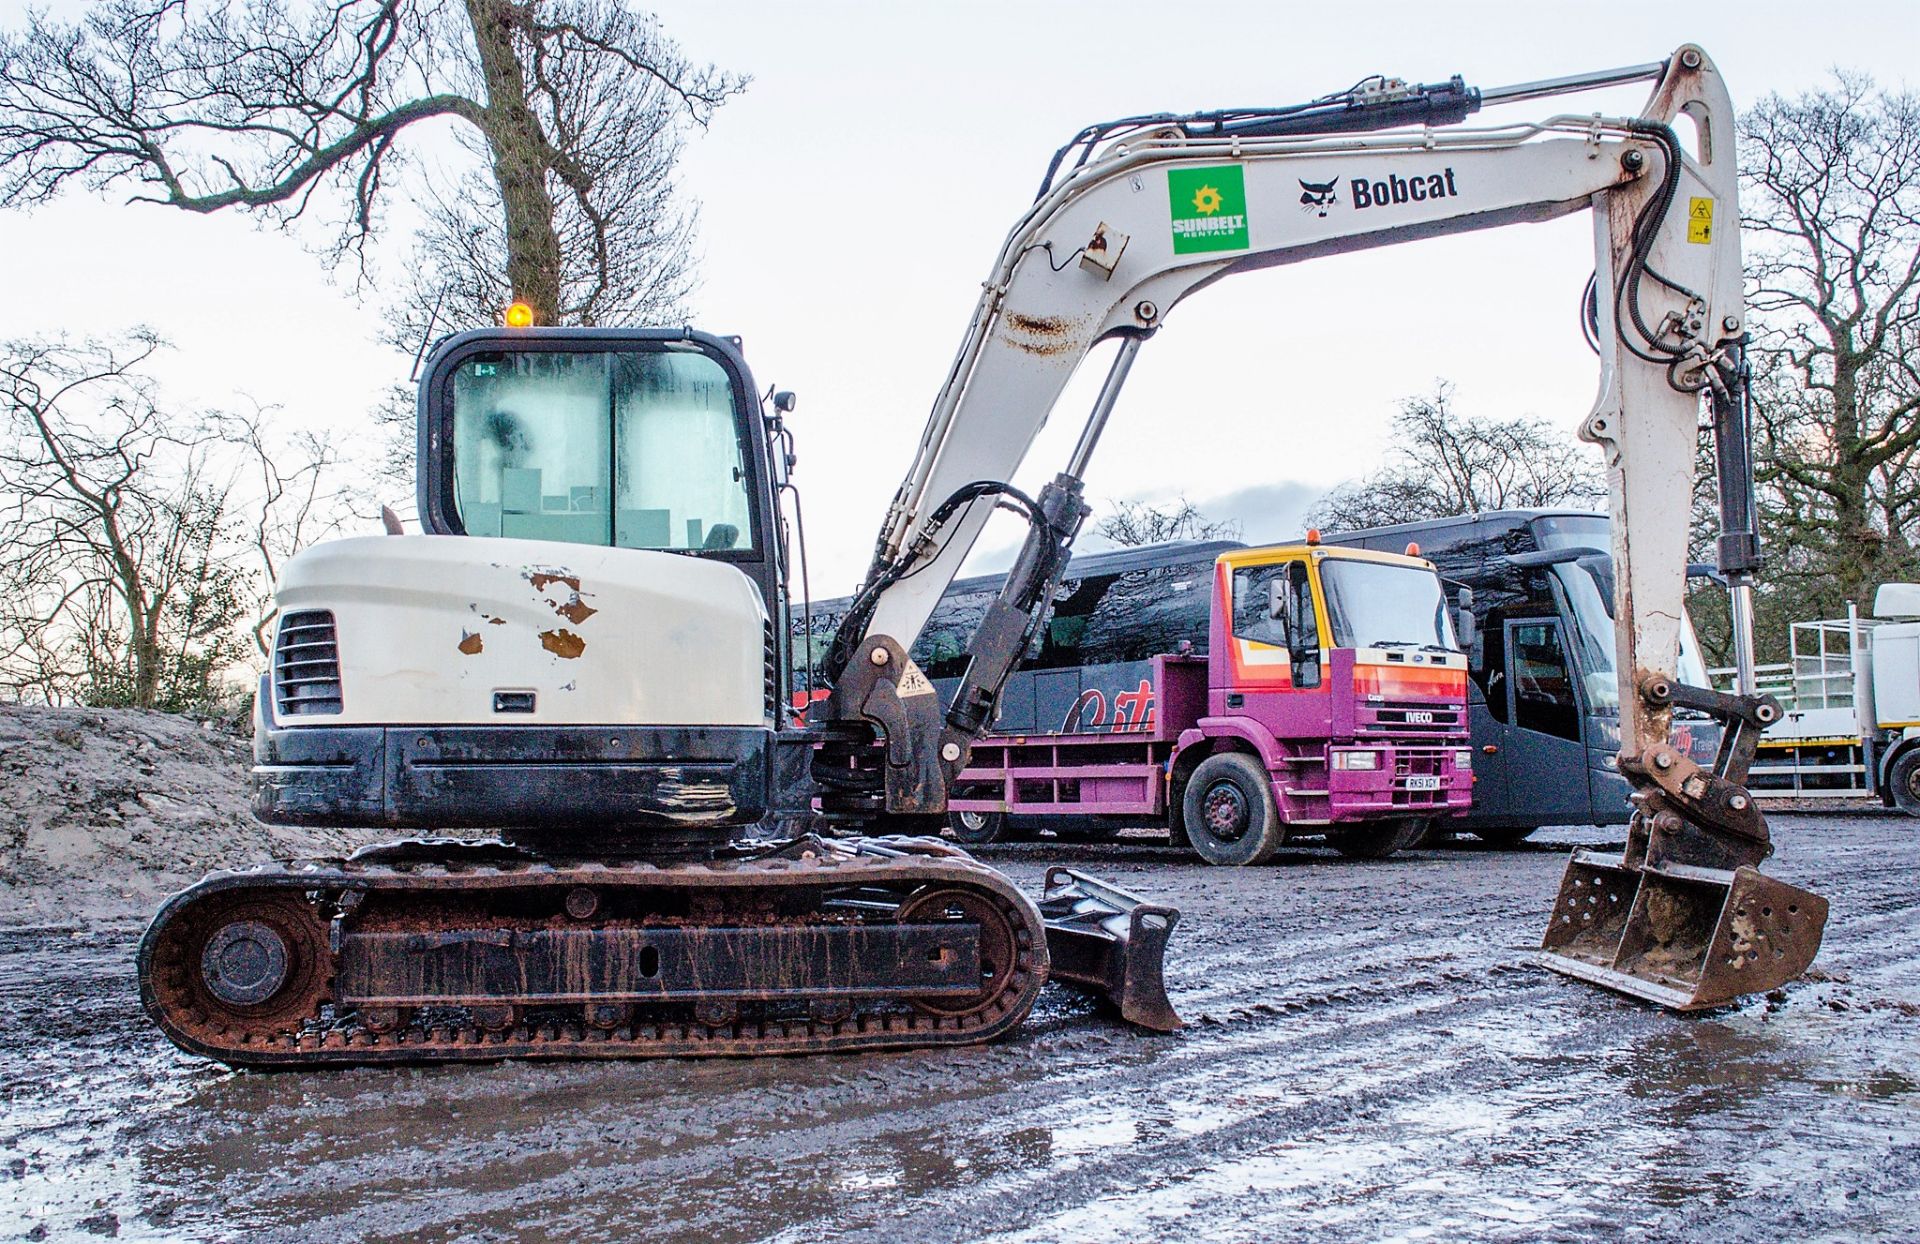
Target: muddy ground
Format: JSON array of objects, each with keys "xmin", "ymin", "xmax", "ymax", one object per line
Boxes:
[{"xmin": 1, "ymin": 813, "xmax": 1914, "ymax": 1242}]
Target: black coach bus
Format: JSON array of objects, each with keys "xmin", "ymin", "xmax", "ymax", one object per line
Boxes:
[
  {"xmin": 793, "ymin": 540, "xmax": 1237, "ymax": 732},
  {"xmin": 1323, "ymin": 509, "xmax": 1717, "ymax": 841}
]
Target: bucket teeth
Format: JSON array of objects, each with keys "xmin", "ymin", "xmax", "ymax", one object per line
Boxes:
[{"xmin": 1542, "ymin": 850, "xmax": 1829, "ymax": 1011}]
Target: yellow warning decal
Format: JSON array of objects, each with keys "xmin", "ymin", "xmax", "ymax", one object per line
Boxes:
[
  {"xmin": 1687, "ymin": 196, "xmax": 1714, "ymax": 244},
  {"xmin": 896, "ymin": 660, "xmax": 936, "ymax": 698}
]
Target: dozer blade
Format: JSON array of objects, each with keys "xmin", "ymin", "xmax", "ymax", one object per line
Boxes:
[
  {"xmin": 1542, "ymin": 851, "xmax": 1828, "ymax": 1010},
  {"xmin": 1038, "ymin": 867, "xmax": 1182, "ymax": 1032}
]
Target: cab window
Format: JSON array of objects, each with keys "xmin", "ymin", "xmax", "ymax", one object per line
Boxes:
[
  {"xmin": 1232, "ymin": 563, "xmax": 1290, "ymax": 647},
  {"xmin": 450, "ymin": 349, "xmax": 754, "ymax": 552}
]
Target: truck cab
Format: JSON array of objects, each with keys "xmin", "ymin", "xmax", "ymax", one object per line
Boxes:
[{"xmin": 1199, "ymin": 542, "xmax": 1471, "ymax": 835}]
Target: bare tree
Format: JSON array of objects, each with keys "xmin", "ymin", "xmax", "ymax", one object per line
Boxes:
[
  {"xmin": 1307, "ymin": 383, "xmax": 1603, "ymax": 532},
  {"xmin": 1739, "ymin": 73, "xmax": 1920, "ymax": 617},
  {"xmin": 0, "ymin": 336, "xmax": 353, "ymax": 709},
  {"xmin": 0, "ymin": 334, "xmax": 252, "ymax": 708},
  {"xmin": 227, "ymin": 405, "xmax": 358, "ymax": 657},
  {"xmin": 1094, "ymin": 496, "xmax": 1241, "ymax": 547},
  {"xmin": 0, "ymin": 0, "xmax": 742, "ymax": 331}
]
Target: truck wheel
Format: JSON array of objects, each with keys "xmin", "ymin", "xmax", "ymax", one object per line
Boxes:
[
  {"xmin": 1889, "ymin": 750, "xmax": 1920, "ymax": 815},
  {"xmin": 1182, "ymin": 753, "xmax": 1284, "ymax": 866},
  {"xmin": 948, "ymin": 810, "xmax": 1010, "ymax": 844},
  {"xmin": 1333, "ymin": 817, "xmax": 1429, "ymax": 860},
  {"xmin": 1471, "ymin": 826, "xmax": 1539, "ymax": 847}
]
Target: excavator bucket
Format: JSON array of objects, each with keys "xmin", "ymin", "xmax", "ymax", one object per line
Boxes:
[
  {"xmin": 1038, "ymin": 867, "xmax": 1182, "ymax": 1032},
  {"xmin": 1541, "ymin": 683, "xmax": 1828, "ymax": 1010},
  {"xmin": 1543, "ymin": 853, "xmax": 1827, "ymax": 1010}
]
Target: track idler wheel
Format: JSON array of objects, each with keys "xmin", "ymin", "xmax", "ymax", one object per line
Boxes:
[
  {"xmin": 897, "ymin": 887, "xmax": 1022, "ymax": 1021},
  {"xmin": 584, "ymin": 1002, "xmax": 634, "ymax": 1031},
  {"xmin": 142, "ymin": 891, "xmax": 332, "ymax": 1051},
  {"xmin": 359, "ymin": 1005, "xmax": 412, "ymax": 1034}
]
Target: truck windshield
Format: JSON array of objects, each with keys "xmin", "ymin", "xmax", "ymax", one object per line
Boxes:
[
  {"xmin": 1318, "ymin": 558, "xmax": 1458, "ymax": 651},
  {"xmin": 1552, "ymin": 560, "xmax": 1711, "ymax": 713},
  {"xmin": 448, "ymin": 348, "xmax": 754, "ymax": 552}
]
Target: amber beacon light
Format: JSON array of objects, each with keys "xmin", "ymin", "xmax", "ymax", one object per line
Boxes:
[{"xmin": 503, "ymin": 301, "xmax": 536, "ymax": 328}]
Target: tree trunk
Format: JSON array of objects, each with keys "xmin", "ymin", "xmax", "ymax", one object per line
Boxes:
[
  {"xmin": 116, "ymin": 561, "xmax": 161, "ymax": 708},
  {"xmin": 464, "ymin": 0, "xmax": 563, "ymax": 325},
  {"xmin": 1828, "ymin": 345, "xmax": 1883, "ymax": 611}
]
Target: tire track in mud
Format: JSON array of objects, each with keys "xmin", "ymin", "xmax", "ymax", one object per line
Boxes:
[{"xmin": 200, "ymin": 963, "xmax": 1561, "ymax": 1241}]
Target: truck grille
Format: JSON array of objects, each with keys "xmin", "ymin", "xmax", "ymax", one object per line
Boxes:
[
  {"xmin": 274, "ymin": 610, "xmax": 342, "ymax": 717},
  {"xmin": 1393, "ymin": 749, "xmax": 1450, "ymax": 807},
  {"xmin": 1357, "ymin": 701, "xmax": 1463, "ymax": 735}
]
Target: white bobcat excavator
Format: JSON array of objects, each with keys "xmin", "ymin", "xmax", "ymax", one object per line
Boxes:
[{"xmin": 139, "ymin": 44, "xmax": 1824, "ymax": 1067}]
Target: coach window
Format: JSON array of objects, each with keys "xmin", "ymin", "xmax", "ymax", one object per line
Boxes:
[
  {"xmin": 1030, "ymin": 574, "xmax": 1114, "ymax": 670},
  {"xmin": 911, "ymin": 589, "xmax": 994, "ymax": 681},
  {"xmin": 1509, "ymin": 620, "xmax": 1580, "ymax": 740},
  {"xmin": 1083, "ymin": 562, "xmax": 1212, "ymax": 663},
  {"xmin": 1476, "ymin": 619, "xmax": 1510, "ymax": 722}
]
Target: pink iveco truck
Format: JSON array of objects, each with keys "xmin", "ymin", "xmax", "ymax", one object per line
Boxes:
[{"xmin": 799, "ymin": 535, "xmax": 1473, "ymax": 863}]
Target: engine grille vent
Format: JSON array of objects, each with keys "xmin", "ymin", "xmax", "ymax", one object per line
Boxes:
[
  {"xmin": 274, "ymin": 610, "xmax": 342, "ymax": 717},
  {"xmin": 764, "ymin": 619, "xmax": 779, "ymax": 717}
]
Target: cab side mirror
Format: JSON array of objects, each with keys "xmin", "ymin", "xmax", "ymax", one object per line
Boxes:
[
  {"xmin": 1454, "ymin": 586, "xmax": 1481, "ymax": 667},
  {"xmin": 1266, "ymin": 577, "xmax": 1288, "ymax": 623}
]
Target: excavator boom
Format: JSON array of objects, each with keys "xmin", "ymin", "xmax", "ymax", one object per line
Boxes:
[{"xmin": 821, "ymin": 45, "xmax": 1825, "ymax": 1009}]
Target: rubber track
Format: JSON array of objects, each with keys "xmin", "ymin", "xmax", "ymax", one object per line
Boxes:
[{"xmin": 137, "ymin": 846, "xmax": 1049, "ymax": 1068}]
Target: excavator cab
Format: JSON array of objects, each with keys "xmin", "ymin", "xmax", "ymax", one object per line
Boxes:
[
  {"xmin": 416, "ymin": 330, "xmax": 783, "ymax": 606},
  {"xmin": 249, "ymin": 329, "xmax": 787, "ymax": 849}
]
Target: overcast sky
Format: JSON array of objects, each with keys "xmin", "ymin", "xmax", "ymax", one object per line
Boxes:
[{"xmin": 2, "ymin": 1, "xmax": 1915, "ymax": 596}]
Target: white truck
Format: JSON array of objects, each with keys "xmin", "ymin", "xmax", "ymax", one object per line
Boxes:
[{"xmin": 1732, "ymin": 585, "xmax": 1920, "ymax": 812}]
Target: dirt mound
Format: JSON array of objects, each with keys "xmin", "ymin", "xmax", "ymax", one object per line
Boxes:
[{"xmin": 0, "ymin": 704, "xmax": 375, "ymax": 925}]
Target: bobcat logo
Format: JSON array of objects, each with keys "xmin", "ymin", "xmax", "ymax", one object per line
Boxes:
[{"xmin": 1299, "ymin": 178, "xmax": 1338, "ymax": 217}]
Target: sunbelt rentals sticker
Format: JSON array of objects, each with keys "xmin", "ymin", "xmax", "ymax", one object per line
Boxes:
[{"xmin": 1169, "ymin": 165, "xmax": 1249, "ymax": 255}]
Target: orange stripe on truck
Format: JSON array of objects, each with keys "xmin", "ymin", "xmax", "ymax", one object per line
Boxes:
[{"xmin": 1353, "ymin": 665, "xmax": 1467, "ymax": 698}]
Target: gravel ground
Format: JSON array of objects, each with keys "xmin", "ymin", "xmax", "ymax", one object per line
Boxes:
[{"xmin": 1, "ymin": 813, "xmax": 1914, "ymax": 1242}]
